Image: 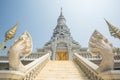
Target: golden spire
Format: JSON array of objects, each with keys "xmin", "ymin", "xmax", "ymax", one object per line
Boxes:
[
  {"xmin": 0, "ymin": 23, "xmax": 18, "ymax": 50},
  {"xmin": 5, "ymin": 23, "xmax": 18, "ymax": 42},
  {"xmin": 105, "ymin": 19, "xmax": 120, "ymax": 39}
]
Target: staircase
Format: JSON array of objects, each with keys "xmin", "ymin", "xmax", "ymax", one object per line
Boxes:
[{"xmin": 35, "ymin": 61, "xmax": 89, "ymax": 80}]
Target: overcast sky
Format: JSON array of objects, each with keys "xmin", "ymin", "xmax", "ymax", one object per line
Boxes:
[{"xmin": 0, "ymin": 0, "xmax": 120, "ymax": 55}]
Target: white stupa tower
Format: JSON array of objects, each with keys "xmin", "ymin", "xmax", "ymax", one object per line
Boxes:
[{"xmin": 38, "ymin": 8, "xmax": 81, "ymax": 60}]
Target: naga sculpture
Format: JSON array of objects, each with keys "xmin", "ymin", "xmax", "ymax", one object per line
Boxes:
[
  {"xmin": 88, "ymin": 30, "xmax": 115, "ymax": 73},
  {"xmin": 8, "ymin": 31, "xmax": 32, "ymax": 72}
]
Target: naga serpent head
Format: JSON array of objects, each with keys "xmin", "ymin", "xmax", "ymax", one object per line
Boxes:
[
  {"xmin": 88, "ymin": 30, "xmax": 115, "ymax": 56},
  {"xmin": 9, "ymin": 31, "xmax": 32, "ymax": 57},
  {"xmin": 88, "ymin": 30, "xmax": 115, "ymax": 73},
  {"xmin": 8, "ymin": 31, "xmax": 32, "ymax": 71}
]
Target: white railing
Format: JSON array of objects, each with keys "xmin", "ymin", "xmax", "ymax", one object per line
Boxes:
[
  {"xmin": 73, "ymin": 53, "xmax": 103, "ymax": 80},
  {"xmin": 0, "ymin": 53, "xmax": 50, "ymax": 80},
  {"xmin": 73, "ymin": 53, "xmax": 120, "ymax": 80}
]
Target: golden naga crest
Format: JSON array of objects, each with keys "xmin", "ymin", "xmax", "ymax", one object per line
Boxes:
[
  {"xmin": 105, "ymin": 19, "xmax": 120, "ymax": 39},
  {"xmin": 0, "ymin": 23, "xmax": 18, "ymax": 50}
]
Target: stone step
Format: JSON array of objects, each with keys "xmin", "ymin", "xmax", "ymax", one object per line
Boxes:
[
  {"xmin": 34, "ymin": 61, "xmax": 89, "ymax": 80},
  {"xmin": 35, "ymin": 77, "xmax": 89, "ymax": 80}
]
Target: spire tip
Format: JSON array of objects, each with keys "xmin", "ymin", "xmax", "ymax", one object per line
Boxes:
[
  {"xmin": 60, "ymin": 7, "xmax": 63, "ymax": 16},
  {"xmin": 61, "ymin": 7, "xmax": 62, "ymax": 12}
]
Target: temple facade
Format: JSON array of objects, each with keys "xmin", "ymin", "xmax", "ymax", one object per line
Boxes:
[{"xmin": 37, "ymin": 9, "xmax": 81, "ymax": 60}]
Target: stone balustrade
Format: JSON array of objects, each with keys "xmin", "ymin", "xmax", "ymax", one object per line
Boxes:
[
  {"xmin": 73, "ymin": 53, "xmax": 103, "ymax": 80},
  {"xmin": 0, "ymin": 56, "xmax": 8, "ymax": 61},
  {"xmin": 73, "ymin": 53, "xmax": 120, "ymax": 80},
  {"xmin": 0, "ymin": 53, "xmax": 50, "ymax": 80},
  {"xmin": 24, "ymin": 53, "xmax": 45, "ymax": 60},
  {"xmin": 78, "ymin": 52, "xmax": 102, "ymax": 60}
]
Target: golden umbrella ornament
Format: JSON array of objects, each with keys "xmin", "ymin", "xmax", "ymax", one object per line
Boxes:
[{"xmin": 0, "ymin": 23, "xmax": 18, "ymax": 50}]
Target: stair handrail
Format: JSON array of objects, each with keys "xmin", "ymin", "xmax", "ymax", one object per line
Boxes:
[
  {"xmin": 0, "ymin": 53, "xmax": 50, "ymax": 80},
  {"xmin": 73, "ymin": 53, "xmax": 103, "ymax": 80},
  {"xmin": 23, "ymin": 53, "xmax": 50, "ymax": 80}
]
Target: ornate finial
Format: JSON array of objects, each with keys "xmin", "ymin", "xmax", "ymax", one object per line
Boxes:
[
  {"xmin": 0, "ymin": 23, "xmax": 18, "ymax": 50},
  {"xmin": 104, "ymin": 19, "xmax": 113, "ymax": 33},
  {"xmin": 105, "ymin": 19, "xmax": 120, "ymax": 39}
]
